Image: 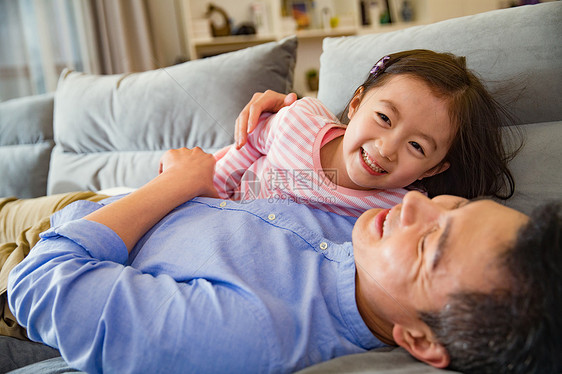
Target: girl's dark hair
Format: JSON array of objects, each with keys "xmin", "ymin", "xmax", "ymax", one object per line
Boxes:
[
  {"xmin": 419, "ymin": 202, "xmax": 562, "ymax": 373},
  {"xmin": 342, "ymin": 49, "xmax": 520, "ymax": 199}
]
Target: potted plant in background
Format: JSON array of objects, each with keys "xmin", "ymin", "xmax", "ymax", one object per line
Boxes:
[{"xmin": 306, "ymin": 68, "xmax": 319, "ymax": 92}]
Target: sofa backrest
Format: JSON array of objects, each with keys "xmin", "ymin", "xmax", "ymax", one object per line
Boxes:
[
  {"xmin": 47, "ymin": 37, "xmax": 297, "ymax": 194},
  {"xmin": 0, "ymin": 93, "xmax": 55, "ymax": 198},
  {"xmin": 317, "ymin": 2, "xmax": 562, "ymax": 214}
]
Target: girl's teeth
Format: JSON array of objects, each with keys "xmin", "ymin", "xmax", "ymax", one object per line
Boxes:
[{"xmin": 362, "ymin": 149, "xmax": 386, "ymax": 173}]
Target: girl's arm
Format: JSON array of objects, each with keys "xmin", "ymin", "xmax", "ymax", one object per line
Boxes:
[
  {"xmin": 214, "ymin": 97, "xmax": 298, "ymax": 198},
  {"xmin": 84, "ymin": 147, "xmax": 218, "ymax": 252},
  {"xmin": 235, "ymin": 90, "xmax": 297, "ymax": 149}
]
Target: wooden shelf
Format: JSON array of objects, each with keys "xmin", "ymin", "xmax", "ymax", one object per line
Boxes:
[
  {"xmin": 290, "ymin": 26, "xmax": 357, "ymax": 39},
  {"xmin": 192, "ymin": 34, "xmax": 277, "ymax": 47}
]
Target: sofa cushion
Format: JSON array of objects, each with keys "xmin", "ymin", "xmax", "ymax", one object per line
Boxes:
[
  {"xmin": 318, "ymin": 2, "xmax": 562, "ymax": 125},
  {"xmin": 0, "ymin": 93, "xmax": 55, "ymax": 198},
  {"xmin": 48, "ymin": 36, "xmax": 297, "ymax": 194},
  {"xmin": 296, "ymin": 347, "xmax": 461, "ymax": 374},
  {"xmin": 505, "ymin": 121, "xmax": 562, "ymax": 214}
]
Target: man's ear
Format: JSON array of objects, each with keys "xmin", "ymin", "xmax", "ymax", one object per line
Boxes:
[
  {"xmin": 418, "ymin": 161, "xmax": 450, "ymax": 180},
  {"xmin": 392, "ymin": 324, "xmax": 450, "ymax": 369},
  {"xmin": 347, "ymin": 87, "xmax": 365, "ymax": 120}
]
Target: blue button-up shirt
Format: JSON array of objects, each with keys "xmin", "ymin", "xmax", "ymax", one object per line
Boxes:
[{"xmin": 8, "ymin": 197, "xmax": 385, "ymax": 373}]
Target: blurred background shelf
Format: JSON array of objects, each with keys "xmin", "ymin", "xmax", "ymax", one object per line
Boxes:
[{"xmin": 178, "ymin": 0, "xmax": 513, "ymax": 95}]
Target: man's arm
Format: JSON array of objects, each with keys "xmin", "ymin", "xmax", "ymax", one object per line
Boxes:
[
  {"xmin": 85, "ymin": 147, "xmax": 217, "ymax": 252},
  {"xmin": 7, "ymin": 147, "xmax": 271, "ymax": 373},
  {"xmin": 7, "ymin": 213, "xmax": 270, "ymax": 373}
]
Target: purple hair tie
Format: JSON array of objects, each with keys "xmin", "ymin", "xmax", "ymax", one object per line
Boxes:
[{"xmin": 370, "ymin": 55, "xmax": 390, "ymax": 77}]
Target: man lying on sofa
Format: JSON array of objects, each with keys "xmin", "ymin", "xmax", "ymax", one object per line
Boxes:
[{"xmin": 6, "ymin": 147, "xmax": 561, "ymax": 374}]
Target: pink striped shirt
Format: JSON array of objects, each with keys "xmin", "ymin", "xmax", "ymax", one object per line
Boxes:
[{"xmin": 213, "ymin": 97, "xmax": 408, "ymax": 217}]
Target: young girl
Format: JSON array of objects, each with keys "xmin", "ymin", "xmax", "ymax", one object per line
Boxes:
[{"xmin": 214, "ymin": 49, "xmax": 516, "ymax": 217}]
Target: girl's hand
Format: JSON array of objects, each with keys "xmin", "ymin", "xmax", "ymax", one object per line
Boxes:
[
  {"xmin": 235, "ymin": 90, "xmax": 297, "ymax": 149},
  {"xmin": 159, "ymin": 147, "xmax": 219, "ymax": 199}
]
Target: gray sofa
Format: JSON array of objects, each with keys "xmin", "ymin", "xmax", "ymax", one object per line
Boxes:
[{"xmin": 0, "ymin": 2, "xmax": 560, "ymax": 373}]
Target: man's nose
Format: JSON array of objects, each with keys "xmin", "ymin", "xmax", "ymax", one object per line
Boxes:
[
  {"xmin": 374, "ymin": 136, "xmax": 399, "ymax": 162},
  {"xmin": 400, "ymin": 191, "xmax": 440, "ymax": 226}
]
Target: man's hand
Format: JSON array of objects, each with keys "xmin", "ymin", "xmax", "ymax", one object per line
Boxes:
[
  {"xmin": 235, "ymin": 90, "xmax": 297, "ymax": 149},
  {"xmin": 159, "ymin": 147, "xmax": 219, "ymax": 199},
  {"xmin": 85, "ymin": 147, "xmax": 218, "ymax": 252}
]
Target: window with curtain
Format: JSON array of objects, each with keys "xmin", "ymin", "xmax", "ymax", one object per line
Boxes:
[
  {"xmin": 0, "ymin": 0, "xmax": 180, "ymax": 102},
  {"xmin": 0, "ymin": 0, "xmax": 101, "ymax": 101}
]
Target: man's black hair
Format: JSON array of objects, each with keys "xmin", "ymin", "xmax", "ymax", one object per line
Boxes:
[{"xmin": 420, "ymin": 202, "xmax": 562, "ymax": 373}]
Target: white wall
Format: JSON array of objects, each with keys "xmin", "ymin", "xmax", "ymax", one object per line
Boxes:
[{"xmin": 145, "ymin": 0, "xmax": 187, "ymax": 67}]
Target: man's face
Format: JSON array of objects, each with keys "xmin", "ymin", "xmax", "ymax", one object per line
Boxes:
[{"xmin": 352, "ymin": 191, "xmax": 529, "ymax": 331}]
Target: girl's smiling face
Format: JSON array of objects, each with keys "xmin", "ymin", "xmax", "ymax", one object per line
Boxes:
[{"xmin": 340, "ymin": 75, "xmax": 455, "ymax": 190}]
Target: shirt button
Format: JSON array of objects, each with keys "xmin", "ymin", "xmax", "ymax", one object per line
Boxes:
[
  {"xmin": 219, "ymin": 201, "xmax": 227, "ymax": 207},
  {"xmin": 319, "ymin": 242, "xmax": 328, "ymax": 250},
  {"xmin": 268, "ymin": 213, "xmax": 276, "ymax": 221}
]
